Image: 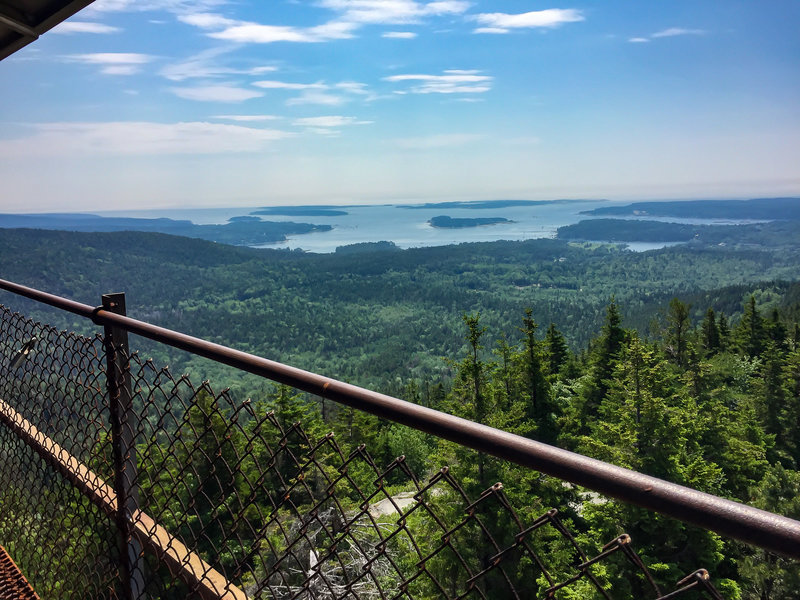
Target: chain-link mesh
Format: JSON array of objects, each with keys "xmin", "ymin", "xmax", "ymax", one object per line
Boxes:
[
  {"xmin": 0, "ymin": 305, "xmax": 122, "ymax": 599},
  {"xmin": 0, "ymin": 303, "xmax": 727, "ymax": 599}
]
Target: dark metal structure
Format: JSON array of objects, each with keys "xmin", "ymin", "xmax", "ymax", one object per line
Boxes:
[
  {"xmin": 0, "ymin": 0, "xmax": 96, "ymax": 61},
  {"xmin": 0, "ymin": 544, "xmax": 39, "ymax": 599}
]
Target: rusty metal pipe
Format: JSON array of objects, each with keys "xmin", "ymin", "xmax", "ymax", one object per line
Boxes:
[{"xmin": 1, "ymin": 278, "xmax": 799, "ymax": 558}]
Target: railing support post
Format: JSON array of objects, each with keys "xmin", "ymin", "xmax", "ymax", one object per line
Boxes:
[{"xmin": 103, "ymin": 293, "xmax": 146, "ymax": 600}]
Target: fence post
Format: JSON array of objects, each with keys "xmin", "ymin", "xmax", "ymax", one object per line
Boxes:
[{"xmin": 103, "ymin": 293, "xmax": 146, "ymax": 600}]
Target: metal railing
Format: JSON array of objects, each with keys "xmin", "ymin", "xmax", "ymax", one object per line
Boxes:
[{"xmin": 0, "ymin": 277, "xmax": 798, "ymax": 599}]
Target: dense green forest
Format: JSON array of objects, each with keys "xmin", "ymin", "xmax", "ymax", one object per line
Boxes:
[
  {"xmin": 1, "ymin": 228, "xmax": 799, "ymax": 597},
  {"xmin": 0, "ymin": 213, "xmax": 331, "ymax": 245}
]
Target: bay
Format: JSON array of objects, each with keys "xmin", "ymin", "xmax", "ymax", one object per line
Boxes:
[{"xmin": 97, "ymin": 199, "xmax": 750, "ymax": 254}]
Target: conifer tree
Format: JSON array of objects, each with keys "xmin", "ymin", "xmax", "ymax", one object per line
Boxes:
[
  {"xmin": 666, "ymin": 298, "xmax": 691, "ymax": 368},
  {"xmin": 544, "ymin": 322, "xmax": 569, "ymax": 376},
  {"xmin": 700, "ymin": 307, "xmax": 721, "ymax": 355},
  {"xmin": 584, "ymin": 299, "xmax": 626, "ymax": 417},
  {"xmin": 737, "ymin": 295, "xmax": 767, "ymax": 357}
]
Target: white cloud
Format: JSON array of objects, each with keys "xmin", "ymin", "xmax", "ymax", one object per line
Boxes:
[
  {"xmin": 181, "ymin": 1, "xmax": 468, "ymax": 45},
  {"xmin": 384, "ymin": 70, "xmax": 492, "ymax": 94},
  {"xmin": 394, "ymin": 133, "xmax": 483, "ymax": 149},
  {"xmin": 651, "ymin": 27, "xmax": 705, "ymax": 38},
  {"xmin": 335, "ymin": 81, "xmax": 369, "ymax": 94},
  {"xmin": 249, "ymin": 66, "xmax": 278, "ymax": 74},
  {"xmin": 251, "ymin": 79, "xmax": 370, "ymax": 105},
  {"xmin": 629, "ymin": 28, "xmax": 706, "ymax": 44},
  {"xmin": 170, "ymin": 85, "xmax": 264, "ymax": 102},
  {"xmin": 65, "ymin": 53, "xmax": 155, "ymax": 75},
  {"xmin": 102, "ymin": 65, "xmax": 141, "ymax": 75},
  {"xmin": 66, "ymin": 52, "xmax": 153, "ymax": 64},
  {"xmin": 51, "ymin": 21, "xmax": 122, "ymax": 34},
  {"xmin": 86, "ymin": 0, "xmax": 226, "ymax": 14},
  {"xmin": 212, "ymin": 115, "xmax": 279, "ymax": 121},
  {"xmin": 319, "ymin": 0, "xmax": 469, "ymax": 24},
  {"xmin": 286, "ymin": 91, "xmax": 347, "ymax": 106},
  {"xmin": 473, "ymin": 27, "xmax": 508, "ymax": 34},
  {"xmin": 177, "ymin": 12, "xmax": 236, "ymax": 28},
  {"xmin": 382, "ymin": 31, "xmax": 417, "ymax": 38},
  {"xmin": 205, "ymin": 20, "xmax": 358, "ymax": 43},
  {"xmin": 160, "ymin": 47, "xmax": 278, "ymax": 81},
  {"xmin": 472, "ymin": 9, "xmax": 583, "ymax": 33},
  {"xmin": 0, "ymin": 121, "xmax": 292, "ymax": 157},
  {"xmin": 293, "ymin": 116, "xmax": 372, "ymax": 128},
  {"xmin": 253, "ymin": 80, "xmax": 326, "ymax": 90}
]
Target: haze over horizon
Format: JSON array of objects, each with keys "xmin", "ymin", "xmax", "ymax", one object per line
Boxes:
[{"xmin": 1, "ymin": 0, "xmax": 798, "ymax": 213}]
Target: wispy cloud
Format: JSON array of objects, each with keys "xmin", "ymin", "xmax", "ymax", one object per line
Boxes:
[
  {"xmin": 384, "ymin": 70, "xmax": 492, "ymax": 94},
  {"xmin": 629, "ymin": 27, "xmax": 706, "ymax": 43},
  {"xmin": 472, "ymin": 9, "xmax": 583, "ymax": 34},
  {"xmin": 319, "ymin": 0, "xmax": 470, "ymax": 25},
  {"xmin": 652, "ymin": 27, "xmax": 706, "ymax": 38},
  {"xmin": 64, "ymin": 53, "xmax": 155, "ymax": 75},
  {"xmin": 160, "ymin": 47, "xmax": 277, "ymax": 81},
  {"xmin": 253, "ymin": 79, "xmax": 372, "ymax": 106},
  {"xmin": 293, "ymin": 116, "xmax": 372, "ymax": 128},
  {"xmin": 180, "ymin": 2, "xmax": 468, "ymax": 44},
  {"xmin": 170, "ymin": 85, "xmax": 264, "ymax": 102},
  {"xmin": 86, "ymin": 0, "xmax": 226, "ymax": 15},
  {"xmin": 212, "ymin": 115, "xmax": 279, "ymax": 121},
  {"xmin": 286, "ymin": 91, "xmax": 347, "ymax": 106},
  {"xmin": 0, "ymin": 121, "xmax": 292, "ymax": 156},
  {"xmin": 382, "ymin": 31, "xmax": 417, "ymax": 39},
  {"xmin": 51, "ymin": 21, "xmax": 122, "ymax": 34},
  {"xmin": 394, "ymin": 133, "xmax": 483, "ymax": 149},
  {"xmin": 181, "ymin": 13, "xmax": 358, "ymax": 43},
  {"xmin": 253, "ymin": 80, "xmax": 326, "ymax": 90}
]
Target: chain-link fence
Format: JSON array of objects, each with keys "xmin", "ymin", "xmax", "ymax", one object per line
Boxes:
[{"xmin": 0, "ymin": 298, "xmax": 744, "ymax": 599}]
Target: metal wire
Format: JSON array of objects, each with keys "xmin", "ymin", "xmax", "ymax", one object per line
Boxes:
[{"xmin": 0, "ymin": 302, "xmax": 732, "ymax": 599}]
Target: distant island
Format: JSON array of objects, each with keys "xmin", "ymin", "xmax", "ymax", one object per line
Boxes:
[
  {"xmin": 557, "ymin": 218, "xmax": 800, "ymax": 248},
  {"xmin": 334, "ymin": 241, "xmax": 400, "ymax": 254},
  {"xmin": 557, "ymin": 219, "xmax": 702, "ymax": 242},
  {"xmin": 428, "ymin": 215, "xmax": 514, "ymax": 228},
  {"xmin": 252, "ymin": 206, "xmax": 348, "ymax": 217},
  {"xmin": 581, "ymin": 197, "xmax": 800, "ymax": 220},
  {"xmin": 402, "ymin": 199, "xmax": 579, "ymax": 210},
  {"xmin": 0, "ymin": 213, "xmax": 332, "ymax": 246}
]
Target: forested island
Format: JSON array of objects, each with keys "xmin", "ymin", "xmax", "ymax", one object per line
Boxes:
[
  {"xmin": 251, "ymin": 206, "xmax": 349, "ymax": 217},
  {"xmin": 428, "ymin": 215, "xmax": 513, "ymax": 228},
  {"xmin": 1, "ymin": 226, "xmax": 799, "ymax": 597},
  {"xmin": 0, "ymin": 212, "xmax": 331, "ymax": 245},
  {"xmin": 558, "ymin": 218, "xmax": 800, "ymax": 246},
  {"xmin": 582, "ymin": 197, "xmax": 800, "ymax": 220},
  {"xmin": 401, "ymin": 199, "xmax": 576, "ymax": 210}
]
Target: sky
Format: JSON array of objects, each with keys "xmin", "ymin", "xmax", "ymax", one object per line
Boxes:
[{"xmin": 0, "ymin": 0, "xmax": 798, "ymax": 212}]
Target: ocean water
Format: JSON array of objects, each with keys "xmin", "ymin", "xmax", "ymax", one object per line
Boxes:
[{"xmin": 97, "ymin": 200, "xmax": 737, "ymax": 254}]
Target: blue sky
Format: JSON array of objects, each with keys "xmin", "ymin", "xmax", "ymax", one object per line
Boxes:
[{"xmin": 1, "ymin": 0, "xmax": 798, "ymax": 212}]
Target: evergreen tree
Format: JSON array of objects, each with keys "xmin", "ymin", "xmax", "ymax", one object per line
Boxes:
[
  {"xmin": 544, "ymin": 322, "xmax": 569, "ymax": 376},
  {"xmin": 718, "ymin": 312, "xmax": 731, "ymax": 351},
  {"xmin": 666, "ymin": 298, "xmax": 691, "ymax": 368},
  {"xmin": 584, "ymin": 299, "xmax": 626, "ymax": 417},
  {"xmin": 700, "ymin": 307, "xmax": 721, "ymax": 355},
  {"xmin": 518, "ymin": 309, "xmax": 552, "ymax": 437},
  {"xmin": 737, "ymin": 296, "xmax": 767, "ymax": 357}
]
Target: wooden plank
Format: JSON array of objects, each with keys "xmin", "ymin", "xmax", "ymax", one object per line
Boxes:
[{"xmin": 0, "ymin": 397, "xmax": 247, "ymax": 600}]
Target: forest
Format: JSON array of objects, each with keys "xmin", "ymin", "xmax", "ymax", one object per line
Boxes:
[{"xmin": 0, "ymin": 227, "xmax": 799, "ymax": 597}]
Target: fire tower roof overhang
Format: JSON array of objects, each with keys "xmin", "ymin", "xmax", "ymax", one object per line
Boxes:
[{"xmin": 0, "ymin": 0, "xmax": 95, "ymax": 61}]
